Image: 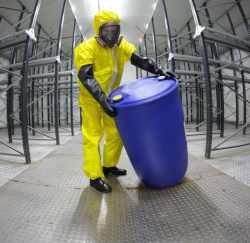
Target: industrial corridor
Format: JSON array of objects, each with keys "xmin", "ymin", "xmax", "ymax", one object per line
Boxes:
[{"xmin": 1, "ymin": 0, "xmax": 250, "ymax": 242}]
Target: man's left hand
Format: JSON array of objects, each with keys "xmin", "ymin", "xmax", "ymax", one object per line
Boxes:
[{"xmin": 164, "ymin": 70, "xmax": 178, "ymax": 79}]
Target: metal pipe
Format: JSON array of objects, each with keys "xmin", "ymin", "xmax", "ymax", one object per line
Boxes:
[
  {"xmin": 235, "ymin": 0, "xmax": 250, "ymax": 38},
  {"xmin": 143, "ymin": 34, "xmax": 148, "ymax": 77},
  {"xmin": 31, "ymin": 25, "xmax": 41, "ymax": 135},
  {"xmin": 161, "ymin": 0, "xmax": 175, "ymax": 72},
  {"xmin": 20, "ymin": 0, "xmax": 42, "ymax": 163},
  {"xmin": 139, "ymin": 46, "xmax": 143, "ymax": 78},
  {"xmin": 187, "ymin": 21, "xmax": 200, "ymax": 131},
  {"xmin": 0, "ymin": 139, "xmax": 24, "ymax": 155},
  {"xmin": 212, "ymin": 120, "xmax": 250, "ymax": 151},
  {"xmin": 31, "ymin": 80, "xmax": 36, "ymax": 135},
  {"xmin": 227, "ymin": 12, "xmax": 241, "ymax": 129},
  {"xmin": 189, "ymin": 0, "xmax": 213, "ymax": 159},
  {"xmin": 66, "ymin": 63, "xmax": 69, "ymax": 125},
  {"xmin": 151, "ymin": 17, "xmax": 157, "ymax": 63},
  {"xmin": 54, "ymin": 0, "xmax": 67, "ymax": 145},
  {"xmin": 70, "ymin": 19, "xmax": 76, "ymax": 136},
  {"xmin": 41, "ymin": 54, "xmax": 45, "ymax": 127},
  {"xmin": 241, "ymin": 71, "xmax": 247, "ymax": 134},
  {"xmin": 7, "ymin": 6, "xmax": 25, "ymax": 143},
  {"xmin": 34, "ymin": 26, "xmax": 42, "ymax": 127},
  {"xmin": 204, "ymin": 3, "xmax": 224, "ymax": 137}
]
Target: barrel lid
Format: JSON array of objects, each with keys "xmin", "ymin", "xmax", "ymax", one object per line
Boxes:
[{"xmin": 109, "ymin": 76, "xmax": 178, "ymax": 108}]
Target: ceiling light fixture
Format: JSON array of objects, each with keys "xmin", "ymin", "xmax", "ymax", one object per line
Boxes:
[
  {"xmin": 98, "ymin": 0, "xmax": 111, "ymax": 10},
  {"xmin": 98, "ymin": 0, "xmax": 123, "ymax": 17}
]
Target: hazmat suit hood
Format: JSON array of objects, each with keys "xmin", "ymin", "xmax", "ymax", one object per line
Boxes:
[{"xmin": 93, "ymin": 10, "xmax": 121, "ymax": 37}]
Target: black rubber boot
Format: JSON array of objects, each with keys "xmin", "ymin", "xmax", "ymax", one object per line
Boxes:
[
  {"xmin": 90, "ymin": 178, "xmax": 112, "ymax": 193},
  {"xmin": 103, "ymin": 166, "xmax": 127, "ymax": 176}
]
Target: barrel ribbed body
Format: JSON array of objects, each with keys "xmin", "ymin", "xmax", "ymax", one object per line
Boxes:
[{"xmin": 109, "ymin": 76, "xmax": 188, "ymax": 188}]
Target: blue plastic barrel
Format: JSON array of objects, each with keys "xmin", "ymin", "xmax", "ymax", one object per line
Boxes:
[{"xmin": 109, "ymin": 76, "xmax": 188, "ymax": 188}]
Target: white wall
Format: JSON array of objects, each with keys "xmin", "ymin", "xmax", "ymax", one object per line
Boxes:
[{"xmin": 120, "ymin": 62, "xmax": 137, "ymax": 85}]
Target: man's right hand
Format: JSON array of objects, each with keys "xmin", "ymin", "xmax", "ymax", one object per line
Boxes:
[
  {"xmin": 131, "ymin": 52, "xmax": 178, "ymax": 79},
  {"xmin": 100, "ymin": 97, "xmax": 117, "ymax": 117}
]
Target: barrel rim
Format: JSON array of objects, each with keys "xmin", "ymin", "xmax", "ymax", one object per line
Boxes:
[{"xmin": 109, "ymin": 76, "xmax": 179, "ymax": 108}]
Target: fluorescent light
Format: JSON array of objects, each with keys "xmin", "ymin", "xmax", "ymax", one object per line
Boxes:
[
  {"xmin": 71, "ymin": 5, "xmax": 76, "ymax": 12},
  {"xmin": 98, "ymin": 0, "xmax": 124, "ymax": 17},
  {"xmin": 99, "ymin": 0, "xmax": 111, "ymax": 10},
  {"xmin": 152, "ymin": 3, "xmax": 157, "ymax": 9}
]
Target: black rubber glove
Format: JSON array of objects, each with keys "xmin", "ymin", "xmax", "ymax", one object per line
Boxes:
[
  {"xmin": 78, "ymin": 64, "xmax": 117, "ymax": 117},
  {"xmin": 164, "ymin": 70, "xmax": 178, "ymax": 79},
  {"xmin": 131, "ymin": 52, "xmax": 178, "ymax": 79}
]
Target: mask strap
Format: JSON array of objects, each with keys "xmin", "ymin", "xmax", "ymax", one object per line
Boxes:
[
  {"xmin": 95, "ymin": 37, "xmax": 106, "ymax": 47},
  {"xmin": 116, "ymin": 36, "xmax": 123, "ymax": 46},
  {"xmin": 95, "ymin": 36, "xmax": 123, "ymax": 48}
]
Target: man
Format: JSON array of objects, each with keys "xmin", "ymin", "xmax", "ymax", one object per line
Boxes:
[{"xmin": 75, "ymin": 10, "xmax": 176, "ymax": 193}]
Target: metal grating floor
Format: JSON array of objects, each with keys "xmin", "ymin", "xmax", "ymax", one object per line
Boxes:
[{"xmin": 0, "ymin": 125, "xmax": 250, "ymax": 243}]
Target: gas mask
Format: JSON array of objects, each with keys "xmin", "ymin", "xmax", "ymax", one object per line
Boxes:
[{"xmin": 99, "ymin": 22, "xmax": 120, "ymax": 48}]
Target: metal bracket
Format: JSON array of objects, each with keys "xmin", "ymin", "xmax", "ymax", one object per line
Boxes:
[
  {"xmin": 168, "ymin": 52, "xmax": 174, "ymax": 61},
  {"xmin": 55, "ymin": 55, "xmax": 61, "ymax": 63},
  {"xmin": 25, "ymin": 28, "xmax": 37, "ymax": 41},
  {"xmin": 193, "ymin": 25, "xmax": 205, "ymax": 38}
]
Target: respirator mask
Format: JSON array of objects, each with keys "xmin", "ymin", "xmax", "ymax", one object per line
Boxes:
[{"xmin": 99, "ymin": 22, "xmax": 120, "ymax": 48}]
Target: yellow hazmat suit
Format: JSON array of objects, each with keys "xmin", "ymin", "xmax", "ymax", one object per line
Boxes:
[{"xmin": 74, "ymin": 10, "xmax": 137, "ymax": 180}]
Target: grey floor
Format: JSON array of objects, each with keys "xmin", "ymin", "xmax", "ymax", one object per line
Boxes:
[{"xmin": 0, "ymin": 124, "xmax": 250, "ymax": 243}]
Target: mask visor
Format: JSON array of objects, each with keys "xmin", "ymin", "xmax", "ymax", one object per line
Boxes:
[{"xmin": 100, "ymin": 23, "xmax": 120, "ymax": 48}]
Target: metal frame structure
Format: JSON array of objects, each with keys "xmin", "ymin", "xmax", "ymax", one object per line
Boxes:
[
  {"xmin": 139, "ymin": 0, "xmax": 250, "ymax": 158},
  {"xmin": 0, "ymin": 0, "xmax": 250, "ymax": 162},
  {"xmin": 0, "ymin": 1, "xmax": 81, "ymax": 163}
]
